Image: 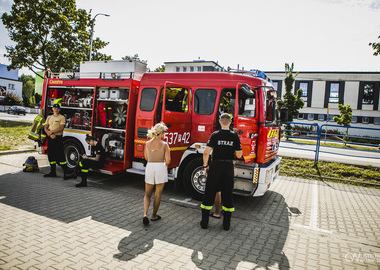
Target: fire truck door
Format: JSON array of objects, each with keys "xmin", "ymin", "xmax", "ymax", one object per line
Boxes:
[
  {"xmin": 234, "ymin": 83, "xmax": 258, "ymax": 163},
  {"xmin": 161, "ymin": 82, "xmax": 192, "ymax": 168}
]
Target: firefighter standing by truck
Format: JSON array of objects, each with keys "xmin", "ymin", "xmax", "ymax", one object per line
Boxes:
[
  {"xmin": 200, "ymin": 113, "xmax": 242, "ymax": 231},
  {"xmin": 43, "ymin": 99, "xmax": 70, "ymax": 179},
  {"xmin": 74, "ymin": 135, "xmax": 106, "ymax": 187}
]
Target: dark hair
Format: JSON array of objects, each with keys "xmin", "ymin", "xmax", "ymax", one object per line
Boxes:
[{"xmin": 85, "ymin": 135, "xmax": 96, "ymax": 142}]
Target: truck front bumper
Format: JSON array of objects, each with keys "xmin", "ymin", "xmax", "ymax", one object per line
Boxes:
[{"xmin": 232, "ymin": 156, "xmax": 282, "ymax": 197}]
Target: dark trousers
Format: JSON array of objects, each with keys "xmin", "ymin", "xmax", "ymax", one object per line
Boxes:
[
  {"xmin": 201, "ymin": 161, "xmax": 235, "ymax": 212},
  {"xmin": 79, "ymin": 159, "xmax": 101, "ymax": 182},
  {"xmin": 47, "ymin": 136, "xmax": 67, "ymax": 171}
]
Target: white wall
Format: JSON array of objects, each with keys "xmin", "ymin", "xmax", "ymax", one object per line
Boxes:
[{"xmin": 0, "ymin": 78, "xmax": 22, "ymax": 99}]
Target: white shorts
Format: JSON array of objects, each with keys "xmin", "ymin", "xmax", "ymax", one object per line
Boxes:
[{"xmin": 145, "ymin": 162, "xmax": 168, "ymax": 185}]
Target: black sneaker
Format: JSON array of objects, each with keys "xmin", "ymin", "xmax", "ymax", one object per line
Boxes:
[
  {"xmin": 43, "ymin": 172, "xmax": 56, "ymax": 178},
  {"xmin": 75, "ymin": 182, "xmax": 87, "ymax": 187}
]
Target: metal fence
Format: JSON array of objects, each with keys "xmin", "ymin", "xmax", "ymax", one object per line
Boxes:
[{"xmin": 281, "ymin": 122, "xmax": 380, "ymax": 166}]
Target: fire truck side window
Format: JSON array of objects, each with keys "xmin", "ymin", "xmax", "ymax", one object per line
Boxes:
[
  {"xmin": 238, "ymin": 88, "xmax": 256, "ymax": 118},
  {"xmin": 140, "ymin": 88, "xmax": 157, "ymax": 111},
  {"xmin": 265, "ymin": 90, "xmax": 277, "ymax": 124},
  {"xmin": 194, "ymin": 89, "xmax": 217, "ymax": 115},
  {"xmin": 165, "ymin": 87, "xmax": 189, "ymax": 113}
]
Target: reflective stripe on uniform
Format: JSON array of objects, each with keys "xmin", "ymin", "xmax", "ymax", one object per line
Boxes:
[
  {"xmin": 200, "ymin": 204, "xmax": 213, "ymax": 210},
  {"xmin": 28, "ymin": 132, "xmax": 40, "ymax": 139},
  {"xmin": 50, "ymin": 161, "xmax": 56, "ymax": 165},
  {"xmin": 79, "ymin": 162, "xmax": 83, "ymax": 167},
  {"xmin": 222, "ymin": 206, "xmax": 235, "ymax": 212},
  {"xmin": 59, "ymin": 161, "xmax": 67, "ymax": 165},
  {"xmin": 81, "ymin": 169, "xmax": 89, "ymax": 173}
]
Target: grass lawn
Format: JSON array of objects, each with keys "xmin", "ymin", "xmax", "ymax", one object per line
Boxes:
[
  {"xmin": 0, "ymin": 120, "xmax": 34, "ymax": 151},
  {"xmin": 280, "ymin": 156, "xmax": 380, "ymax": 187}
]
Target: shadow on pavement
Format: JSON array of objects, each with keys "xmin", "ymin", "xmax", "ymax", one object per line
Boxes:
[{"xmin": 0, "ymin": 168, "xmax": 290, "ymax": 269}]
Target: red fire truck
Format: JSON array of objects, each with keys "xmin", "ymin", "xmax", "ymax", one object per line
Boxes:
[{"xmin": 40, "ymin": 61, "xmax": 283, "ymax": 199}]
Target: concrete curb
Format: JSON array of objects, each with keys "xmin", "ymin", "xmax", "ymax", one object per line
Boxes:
[{"xmin": 0, "ymin": 149, "xmax": 36, "ymax": 156}]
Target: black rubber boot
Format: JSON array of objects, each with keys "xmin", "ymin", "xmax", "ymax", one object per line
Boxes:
[
  {"xmin": 62, "ymin": 164, "xmax": 71, "ymax": 180},
  {"xmin": 75, "ymin": 182, "xmax": 87, "ymax": 187},
  {"xmin": 200, "ymin": 209, "xmax": 210, "ymax": 229},
  {"xmin": 75, "ymin": 174, "xmax": 87, "ymax": 187},
  {"xmin": 223, "ymin": 211, "xmax": 232, "ymax": 231},
  {"xmin": 44, "ymin": 164, "xmax": 56, "ymax": 177}
]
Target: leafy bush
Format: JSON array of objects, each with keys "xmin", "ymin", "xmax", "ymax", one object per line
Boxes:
[{"xmin": 4, "ymin": 92, "xmax": 23, "ymax": 106}]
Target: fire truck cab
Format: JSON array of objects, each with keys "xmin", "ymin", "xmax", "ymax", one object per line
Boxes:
[{"xmin": 41, "ymin": 61, "xmax": 282, "ymax": 200}]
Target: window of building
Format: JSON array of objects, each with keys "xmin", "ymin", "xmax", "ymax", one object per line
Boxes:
[
  {"xmin": 271, "ymin": 80, "xmax": 282, "ymax": 99},
  {"xmin": 194, "ymin": 89, "xmax": 217, "ymax": 115},
  {"xmin": 272, "ymin": 81, "xmax": 278, "ymax": 91},
  {"xmin": 318, "ymin": 114, "xmax": 325, "ymax": 121},
  {"xmin": 295, "ymin": 81, "xmax": 312, "ymax": 107},
  {"xmin": 140, "ymin": 88, "xmax": 157, "ymax": 111},
  {"xmin": 298, "ymin": 113, "xmax": 304, "ymax": 119},
  {"xmin": 362, "ymin": 117, "xmax": 369, "ymax": 124},
  {"xmin": 307, "ymin": 114, "xmax": 314, "ymax": 121},
  {"xmin": 8, "ymin": 84, "xmax": 15, "ymax": 90},
  {"xmin": 197, "ymin": 66, "xmax": 202, "ymax": 72},
  {"xmin": 176, "ymin": 67, "xmax": 180, "ymax": 72},
  {"xmin": 183, "ymin": 67, "xmax": 187, "ymax": 72},
  {"xmin": 363, "ymin": 83, "xmax": 374, "ymax": 104},
  {"xmin": 190, "ymin": 67, "xmax": 194, "ymax": 72},
  {"xmin": 351, "ymin": 116, "xmax": 357, "ymax": 123},
  {"xmin": 299, "ymin": 82, "xmax": 308, "ymax": 102},
  {"xmin": 374, "ymin": 117, "xmax": 380, "ymax": 125},
  {"xmin": 328, "ymin": 115, "xmax": 335, "ymax": 121},
  {"xmin": 329, "ymin": 83, "xmax": 340, "ymax": 103}
]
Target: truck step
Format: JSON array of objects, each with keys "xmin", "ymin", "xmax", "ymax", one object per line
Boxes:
[
  {"xmin": 234, "ymin": 176, "xmax": 253, "ymax": 182},
  {"xmin": 99, "ymin": 161, "xmax": 125, "ymax": 175}
]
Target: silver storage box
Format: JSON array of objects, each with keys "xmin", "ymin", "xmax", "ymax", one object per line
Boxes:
[
  {"xmin": 109, "ymin": 89, "xmax": 128, "ymax": 100},
  {"xmin": 99, "ymin": 89, "xmax": 109, "ymax": 99}
]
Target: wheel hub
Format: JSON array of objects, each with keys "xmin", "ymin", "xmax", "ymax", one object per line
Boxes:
[{"xmin": 191, "ymin": 167, "xmax": 207, "ymax": 193}]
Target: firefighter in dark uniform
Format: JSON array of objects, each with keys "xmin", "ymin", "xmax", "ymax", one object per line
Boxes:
[
  {"xmin": 43, "ymin": 99, "xmax": 70, "ymax": 179},
  {"xmin": 201, "ymin": 113, "xmax": 242, "ymax": 230},
  {"xmin": 75, "ymin": 135, "xmax": 106, "ymax": 187}
]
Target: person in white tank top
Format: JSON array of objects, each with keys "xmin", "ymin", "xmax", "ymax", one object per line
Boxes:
[{"xmin": 143, "ymin": 122, "xmax": 171, "ymax": 226}]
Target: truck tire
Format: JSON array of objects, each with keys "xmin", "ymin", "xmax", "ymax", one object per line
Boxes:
[
  {"xmin": 183, "ymin": 157, "xmax": 207, "ymax": 201},
  {"xmin": 63, "ymin": 139, "xmax": 84, "ymax": 169}
]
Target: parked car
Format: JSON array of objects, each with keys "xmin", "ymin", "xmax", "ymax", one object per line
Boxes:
[
  {"xmin": 7, "ymin": 106, "xmax": 27, "ymax": 115},
  {"xmin": 0, "ymin": 96, "xmax": 5, "ymax": 103}
]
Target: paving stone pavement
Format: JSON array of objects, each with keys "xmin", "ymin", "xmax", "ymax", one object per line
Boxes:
[{"xmin": 0, "ymin": 152, "xmax": 380, "ymax": 269}]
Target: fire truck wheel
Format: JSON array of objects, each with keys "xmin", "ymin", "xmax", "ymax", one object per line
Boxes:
[
  {"xmin": 63, "ymin": 139, "xmax": 85, "ymax": 169},
  {"xmin": 183, "ymin": 157, "xmax": 206, "ymax": 201}
]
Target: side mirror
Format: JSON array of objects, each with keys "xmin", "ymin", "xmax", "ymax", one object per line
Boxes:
[{"xmin": 280, "ymin": 107, "xmax": 288, "ymax": 123}]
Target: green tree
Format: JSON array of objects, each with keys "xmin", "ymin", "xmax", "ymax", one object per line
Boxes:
[
  {"xmin": 2, "ymin": 0, "xmax": 112, "ymax": 76},
  {"xmin": 4, "ymin": 92, "xmax": 23, "ymax": 106},
  {"xmin": 20, "ymin": 75, "xmax": 35, "ymax": 107},
  {"xmin": 369, "ymin": 36, "xmax": 380, "ymax": 56},
  {"xmin": 153, "ymin": 65, "xmax": 165, "ymax": 72},
  {"xmin": 333, "ymin": 104, "xmax": 352, "ymax": 145},
  {"xmin": 34, "ymin": 93, "xmax": 42, "ymax": 106},
  {"xmin": 277, "ymin": 63, "xmax": 304, "ymax": 134},
  {"xmin": 122, "ymin": 54, "xmax": 141, "ymax": 61}
]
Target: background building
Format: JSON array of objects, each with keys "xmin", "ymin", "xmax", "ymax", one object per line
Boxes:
[
  {"xmin": 0, "ymin": 64, "xmax": 22, "ymax": 99},
  {"xmin": 164, "ymin": 60, "xmax": 225, "ymax": 73},
  {"xmin": 266, "ymin": 71, "xmax": 380, "ymax": 136}
]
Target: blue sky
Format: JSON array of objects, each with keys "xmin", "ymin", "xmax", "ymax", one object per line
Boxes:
[{"xmin": 1, "ymin": 0, "xmax": 379, "ymax": 74}]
